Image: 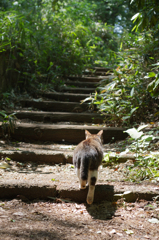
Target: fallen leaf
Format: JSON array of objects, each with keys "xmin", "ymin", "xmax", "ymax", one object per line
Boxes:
[
  {"xmin": 116, "ymin": 232, "xmax": 123, "ymax": 236},
  {"xmin": 75, "ymin": 204, "xmax": 81, "ymax": 209},
  {"xmin": 123, "ymin": 191, "xmax": 131, "ymax": 195},
  {"xmin": 144, "ymin": 235, "xmax": 150, "ymax": 239},
  {"xmin": 0, "ymin": 162, "xmax": 10, "ymax": 169},
  {"xmin": 148, "ymin": 218, "xmax": 159, "ymax": 224},
  {"xmin": 125, "ymin": 230, "xmax": 134, "ymax": 235},
  {"xmin": 109, "ymin": 229, "xmax": 116, "ymax": 234},
  {"xmin": 13, "ymin": 212, "xmax": 26, "ymax": 216}
]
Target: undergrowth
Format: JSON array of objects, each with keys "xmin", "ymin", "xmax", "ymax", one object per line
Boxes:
[
  {"xmin": 103, "ymin": 124, "xmax": 159, "ymax": 182},
  {"xmin": 82, "ymin": 31, "xmax": 159, "ymax": 126}
]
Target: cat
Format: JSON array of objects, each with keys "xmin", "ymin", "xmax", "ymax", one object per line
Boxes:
[{"xmin": 73, "ymin": 130, "xmax": 103, "ymax": 204}]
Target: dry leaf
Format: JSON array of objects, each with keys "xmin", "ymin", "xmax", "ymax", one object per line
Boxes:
[
  {"xmin": 148, "ymin": 218, "xmax": 159, "ymax": 224},
  {"xmin": 109, "ymin": 229, "xmax": 116, "ymax": 234},
  {"xmin": 125, "ymin": 230, "xmax": 134, "ymax": 235}
]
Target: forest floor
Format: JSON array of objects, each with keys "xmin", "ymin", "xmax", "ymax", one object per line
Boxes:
[
  {"xmin": 0, "ymin": 138, "xmax": 159, "ymax": 239},
  {"xmin": 0, "ymin": 69, "xmax": 159, "ymax": 239},
  {"xmin": 0, "ymin": 197, "xmax": 159, "ymax": 240}
]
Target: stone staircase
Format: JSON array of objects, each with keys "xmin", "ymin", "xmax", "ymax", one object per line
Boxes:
[
  {"xmin": 0, "ymin": 67, "xmax": 158, "ymax": 202},
  {"xmin": 1, "ymin": 67, "xmax": 127, "ymax": 143}
]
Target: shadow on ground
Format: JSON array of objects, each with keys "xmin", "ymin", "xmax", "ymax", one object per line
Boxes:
[{"xmin": 85, "ymin": 184, "xmax": 116, "ymax": 220}]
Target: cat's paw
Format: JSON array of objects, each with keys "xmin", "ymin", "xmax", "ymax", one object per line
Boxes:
[
  {"xmin": 87, "ymin": 196, "xmax": 93, "ymax": 204},
  {"xmin": 79, "ymin": 184, "xmax": 86, "ymax": 189},
  {"xmin": 79, "ymin": 180, "xmax": 87, "ymax": 189}
]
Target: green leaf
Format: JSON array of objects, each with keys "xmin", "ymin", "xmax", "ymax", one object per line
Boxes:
[
  {"xmin": 131, "ymin": 13, "xmax": 140, "ymax": 22},
  {"xmin": 130, "ymin": 87, "xmax": 134, "ymax": 97},
  {"xmin": 81, "ymin": 96, "xmax": 93, "ymax": 104},
  {"xmin": 103, "ymin": 154, "xmax": 110, "ymax": 162},
  {"xmin": 132, "ymin": 25, "xmax": 137, "ymax": 32},
  {"xmin": 10, "ymin": 219, "xmax": 15, "ymax": 222},
  {"xmin": 51, "ymin": 178, "xmax": 59, "ymax": 182},
  {"xmin": 0, "ymin": 111, "xmax": 6, "ymax": 117},
  {"xmin": 130, "ymin": 0, "xmax": 135, "ymax": 4},
  {"xmin": 122, "ymin": 116, "xmax": 130, "ymax": 120},
  {"xmin": 155, "ymin": 172, "xmax": 159, "ymax": 177},
  {"xmin": 137, "ymin": 125, "xmax": 148, "ymax": 132},
  {"xmin": 124, "ymin": 128, "xmax": 143, "ymax": 140},
  {"xmin": 141, "ymin": 135, "xmax": 153, "ymax": 142},
  {"xmin": 148, "ymin": 72, "xmax": 156, "ymax": 78},
  {"xmin": 120, "ymin": 42, "xmax": 123, "ymax": 50},
  {"xmin": 130, "ymin": 107, "xmax": 138, "ymax": 115},
  {"xmin": 152, "ymin": 62, "xmax": 159, "ymax": 67}
]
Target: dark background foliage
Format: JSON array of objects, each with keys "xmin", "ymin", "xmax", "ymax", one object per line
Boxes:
[{"xmin": 0, "ymin": 0, "xmax": 158, "ymax": 126}]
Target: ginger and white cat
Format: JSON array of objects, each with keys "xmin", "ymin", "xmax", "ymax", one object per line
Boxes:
[{"xmin": 73, "ymin": 130, "xmax": 103, "ymax": 204}]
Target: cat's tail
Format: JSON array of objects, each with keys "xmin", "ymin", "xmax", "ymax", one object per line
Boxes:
[{"xmin": 80, "ymin": 156, "xmax": 91, "ymax": 189}]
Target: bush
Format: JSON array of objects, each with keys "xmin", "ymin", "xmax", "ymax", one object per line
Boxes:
[
  {"xmin": 84, "ymin": 31, "xmax": 159, "ymax": 126},
  {"xmin": 0, "ymin": 0, "xmax": 118, "ymax": 93}
]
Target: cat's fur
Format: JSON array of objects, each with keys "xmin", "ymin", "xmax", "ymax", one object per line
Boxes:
[{"xmin": 73, "ymin": 130, "xmax": 103, "ymax": 204}]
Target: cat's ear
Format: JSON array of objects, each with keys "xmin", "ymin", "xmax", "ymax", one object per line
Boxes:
[
  {"xmin": 97, "ymin": 130, "xmax": 103, "ymax": 143},
  {"xmin": 85, "ymin": 130, "xmax": 91, "ymax": 139},
  {"xmin": 97, "ymin": 130, "xmax": 103, "ymax": 138}
]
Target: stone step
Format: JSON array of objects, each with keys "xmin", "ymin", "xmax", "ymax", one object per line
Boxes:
[
  {"xmin": 67, "ymin": 75, "xmax": 113, "ymax": 82},
  {"xmin": 0, "ymin": 177, "xmax": 158, "ymax": 202},
  {"xmin": 93, "ymin": 67, "xmax": 114, "ymax": 72},
  {"xmin": 40, "ymin": 91, "xmax": 89, "ymax": 102},
  {"xmin": 20, "ymin": 100, "xmax": 89, "ymax": 112},
  {"xmin": 0, "ymin": 140, "xmax": 136, "ymax": 164},
  {"xmin": 83, "ymin": 71, "xmax": 113, "ymax": 76},
  {"xmin": 83, "ymin": 72, "xmax": 110, "ymax": 76},
  {"xmin": 14, "ymin": 111, "xmax": 103, "ymax": 123},
  {"xmin": 1, "ymin": 142, "xmax": 158, "ymax": 202},
  {"xmin": 64, "ymin": 80, "xmax": 99, "ymax": 88},
  {"xmin": 0, "ymin": 148, "xmax": 135, "ymax": 165},
  {"xmin": 0, "ymin": 149, "xmax": 72, "ymax": 165},
  {"xmin": 0, "ymin": 123, "xmax": 128, "ymax": 144},
  {"xmin": 60, "ymin": 87, "xmax": 95, "ymax": 94},
  {"xmin": 0, "ymin": 140, "xmax": 137, "ymax": 164}
]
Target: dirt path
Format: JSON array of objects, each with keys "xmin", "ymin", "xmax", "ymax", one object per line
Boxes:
[{"xmin": 0, "ymin": 198, "xmax": 159, "ymax": 240}]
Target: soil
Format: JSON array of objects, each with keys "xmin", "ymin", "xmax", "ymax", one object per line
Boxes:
[
  {"xmin": 0, "ymin": 142, "xmax": 159, "ymax": 239},
  {"xmin": 0, "ymin": 198, "xmax": 159, "ymax": 240}
]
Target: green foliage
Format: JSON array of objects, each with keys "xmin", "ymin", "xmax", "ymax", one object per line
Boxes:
[
  {"xmin": 0, "ymin": 0, "xmax": 118, "ymax": 94},
  {"xmin": 84, "ymin": 30, "xmax": 159, "ymax": 126},
  {"xmin": 130, "ymin": 0, "xmax": 159, "ymax": 96},
  {"xmin": 130, "ymin": 0, "xmax": 159, "ymax": 33},
  {"xmin": 0, "ymin": 111, "xmax": 17, "ymax": 136},
  {"xmin": 124, "ymin": 125, "xmax": 155, "ymax": 156},
  {"xmin": 124, "ymin": 125, "xmax": 159, "ymax": 182},
  {"xmin": 146, "ymin": 62, "xmax": 159, "ymax": 96},
  {"xmin": 87, "ymin": 0, "xmax": 135, "ymax": 30}
]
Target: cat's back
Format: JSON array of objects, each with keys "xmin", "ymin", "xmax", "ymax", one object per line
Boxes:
[
  {"xmin": 74, "ymin": 136, "xmax": 103, "ymax": 155},
  {"xmin": 73, "ymin": 130, "xmax": 104, "ymax": 169}
]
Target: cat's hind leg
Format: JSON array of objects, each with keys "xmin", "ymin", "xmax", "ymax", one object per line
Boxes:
[
  {"xmin": 87, "ymin": 170, "xmax": 98, "ymax": 204},
  {"xmin": 76, "ymin": 168, "xmax": 87, "ymax": 189}
]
